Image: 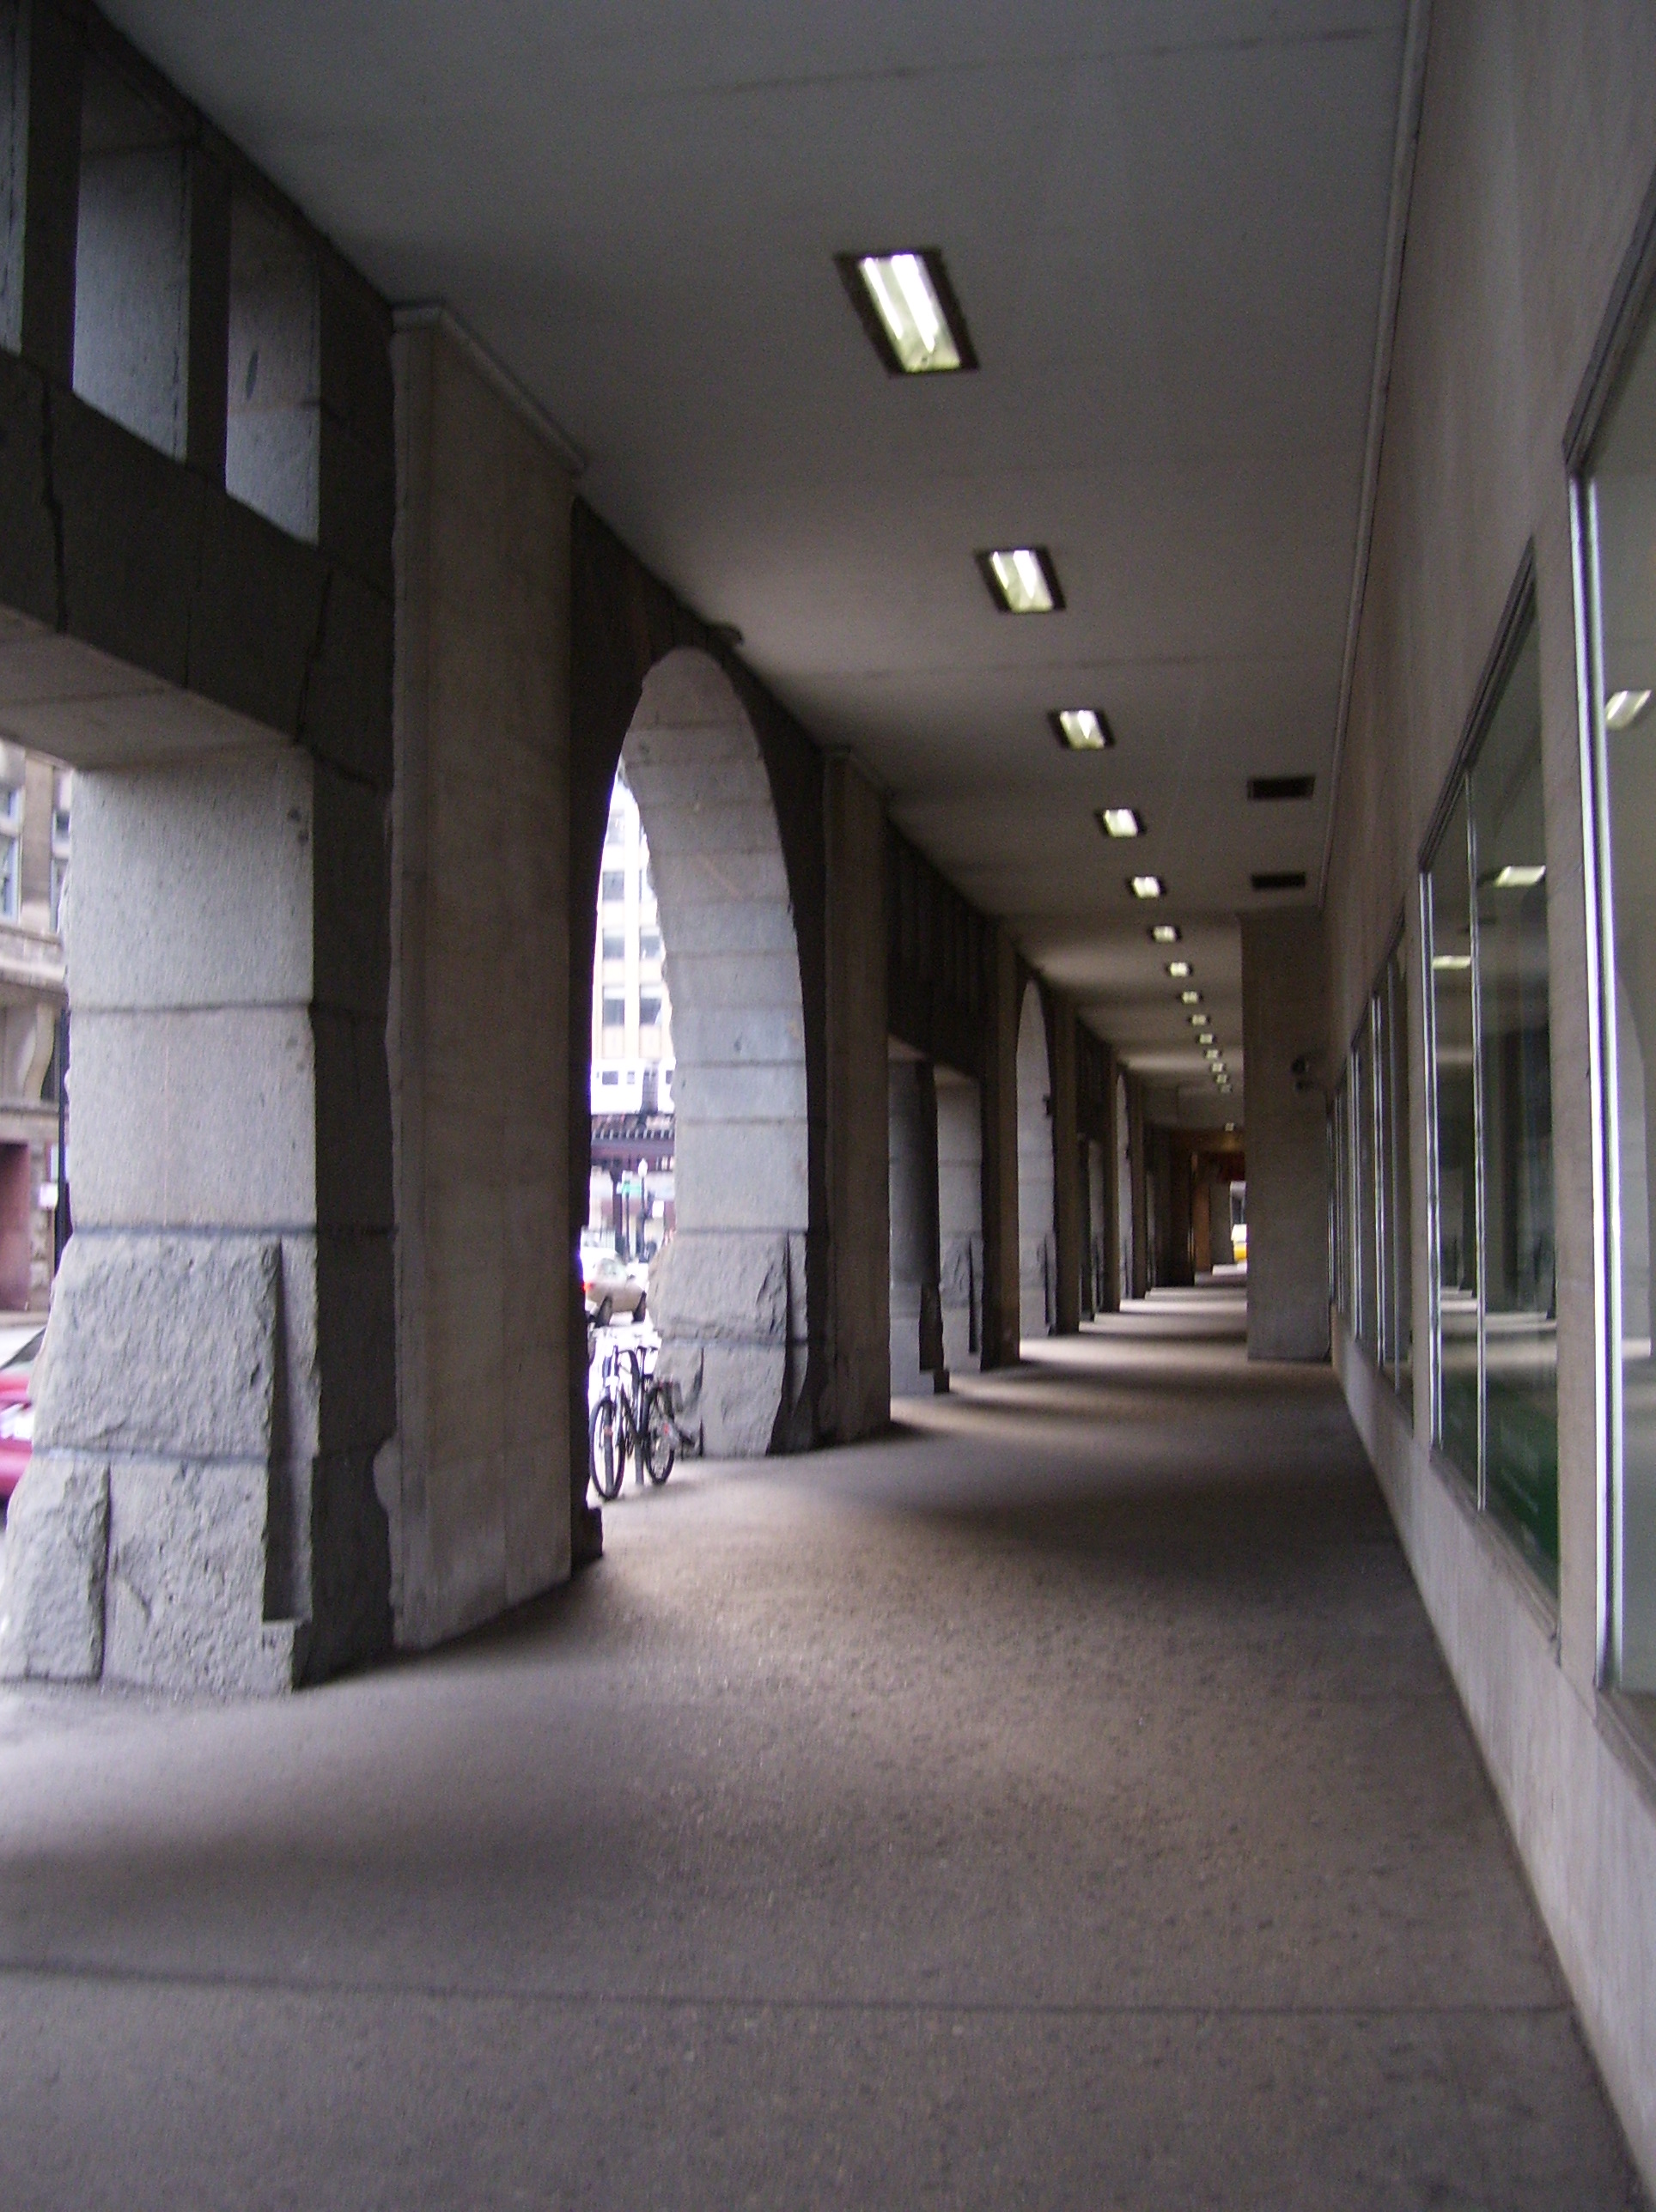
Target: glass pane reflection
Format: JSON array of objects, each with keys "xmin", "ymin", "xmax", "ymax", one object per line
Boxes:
[
  {"xmin": 1429, "ymin": 788, "xmax": 1480, "ymax": 1491},
  {"xmin": 1471, "ymin": 624, "xmax": 1557, "ymax": 1576},
  {"xmin": 1589, "ymin": 303, "xmax": 1656, "ymax": 1691}
]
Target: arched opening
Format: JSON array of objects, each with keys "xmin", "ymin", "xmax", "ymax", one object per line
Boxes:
[
  {"xmin": 1016, "ymin": 981, "xmax": 1055, "ymax": 1342},
  {"xmin": 582, "ymin": 649, "xmax": 810, "ymax": 1459}
]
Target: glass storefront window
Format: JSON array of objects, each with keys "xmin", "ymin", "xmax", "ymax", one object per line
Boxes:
[
  {"xmin": 1336, "ymin": 933, "xmax": 1413, "ymax": 1416},
  {"xmin": 1355, "ymin": 1010, "xmax": 1379, "ymax": 1356},
  {"xmin": 1582, "ymin": 300, "xmax": 1656, "ymax": 1692},
  {"xmin": 1379, "ymin": 934, "xmax": 1415, "ymax": 1401},
  {"xmin": 1428, "ymin": 787, "xmax": 1480, "ymax": 1491},
  {"xmin": 1423, "ymin": 610, "xmax": 1558, "ymax": 1586},
  {"xmin": 1333, "ymin": 1071, "xmax": 1353, "ymax": 1322},
  {"xmin": 1471, "ymin": 625, "xmax": 1558, "ymax": 1568}
]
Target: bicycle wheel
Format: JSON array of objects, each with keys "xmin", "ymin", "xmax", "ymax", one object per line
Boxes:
[
  {"xmin": 589, "ymin": 1396, "xmax": 624, "ymax": 1501},
  {"xmin": 643, "ymin": 1382, "xmax": 676, "ymax": 1485}
]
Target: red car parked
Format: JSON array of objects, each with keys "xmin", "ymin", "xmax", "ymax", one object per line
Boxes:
[{"xmin": 0, "ymin": 1367, "xmax": 31, "ymax": 1502}]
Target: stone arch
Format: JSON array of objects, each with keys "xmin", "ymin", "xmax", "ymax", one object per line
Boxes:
[
  {"xmin": 1017, "ymin": 980, "xmax": 1055, "ymax": 1341},
  {"xmin": 598, "ymin": 648, "xmax": 811, "ymax": 1456}
]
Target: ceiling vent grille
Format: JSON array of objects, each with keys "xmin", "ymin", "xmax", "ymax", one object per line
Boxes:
[
  {"xmin": 1246, "ymin": 775, "xmax": 1315, "ymax": 801},
  {"xmin": 1251, "ymin": 870, "xmax": 1307, "ymax": 893}
]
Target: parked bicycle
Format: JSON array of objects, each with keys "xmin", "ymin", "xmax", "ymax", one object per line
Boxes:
[{"xmin": 588, "ymin": 1340, "xmax": 680, "ymax": 1499}]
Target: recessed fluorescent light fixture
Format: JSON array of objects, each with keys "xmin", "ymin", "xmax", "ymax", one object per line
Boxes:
[
  {"xmin": 978, "ymin": 546, "xmax": 1063, "ymax": 615},
  {"xmin": 1198, "ymin": 1031, "xmax": 1215, "ymax": 1046},
  {"xmin": 1179, "ymin": 989, "xmax": 1202, "ymax": 1006},
  {"xmin": 1149, "ymin": 923, "xmax": 1180, "ymax": 944},
  {"xmin": 1489, "ymin": 863, "xmax": 1545, "ymax": 890},
  {"xmin": 1188, "ymin": 1012, "xmax": 1208, "ymax": 1028},
  {"xmin": 1166, "ymin": 960, "xmax": 1191, "ymax": 979},
  {"xmin": 1247, "ymin": 775, "xmax": 1316, "ymax": 802},
  {"xmin": 1098, "ymin": 807, "xmax": 1144, "ymax": 839},
  {"xmin": 1605, "ymin": 689, "xmax": 1652, "ymax": 730},
  {"xmin": 1128, "ymin": 873, "xmax": 1165, "ymax": 899},
  {"xmin": 837, "ymin": 249, "xmax": 977, "ymax": 376},
  {"xmin": 1050, "ymin": 708, "xmax": 1113, "ymax": 750},
  {"xmin": 1432, "ymin": 953, "xmax": 1472, "ymax": 971},
  {"xmin": 1251, "ymin": 871, "xmax": 1307, "ymax": 893}
]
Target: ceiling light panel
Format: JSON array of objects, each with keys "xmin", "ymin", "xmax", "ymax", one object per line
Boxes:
[
  {"xmin": 1150, "ymin": 924, "xmax": 1180, "ymax": 944},
  {"xmin": 978, "ymin": 546, "xmax": 1063, "ymax": 615},
  {"xmin": 1050, "ymin": 708, "xmax": 1112, "ymax": 750},
  {"xmin": 838, "ymin": 249, "xmax": 977, "ymax": 375},
  {"xmin": 1129, "ymin": 874, "xmax": 1165, "ymax": 900},
  {"xmin": 1099, "ymin": 807, "xmax": 1144, "ymax": 839},
  {"xmin": 1166, "ymin": 961, "xmax": 1191, "ymax": 978}
]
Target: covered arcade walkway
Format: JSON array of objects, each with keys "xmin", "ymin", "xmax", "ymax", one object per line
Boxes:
[{"xmin": 0, "ymin": 1291, "xmax": 1635, "ymax": 2209}]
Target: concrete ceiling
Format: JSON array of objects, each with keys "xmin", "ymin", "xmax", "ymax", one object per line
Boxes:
[{"xmin": 106, "ymin": 0, "xmax": 1411, "ymax": 1125}]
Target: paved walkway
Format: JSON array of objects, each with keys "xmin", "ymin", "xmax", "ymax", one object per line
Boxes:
[{"xmin": 0, "ymin": 1291, "xmax": 1641, "ymax": 2208}]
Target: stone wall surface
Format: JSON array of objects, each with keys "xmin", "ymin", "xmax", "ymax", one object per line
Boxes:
[
  {"xmin": 1241, "ymin": 908, "xmax": 1330, "ymax": 1360},
  {"xmin": 386, "ymin": 318, "xmax": 571, "ymax": 1650},
  {"xmin": 1321, "ymin": 0, "xmax": 1656, "ymax": 2187}
]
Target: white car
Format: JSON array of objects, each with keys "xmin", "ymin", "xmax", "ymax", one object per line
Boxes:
[{"xmin": 582, "ymin": 1248, "xmax": 647, "ymax": 1326}]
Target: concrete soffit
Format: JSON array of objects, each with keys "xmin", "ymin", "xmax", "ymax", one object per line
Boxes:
[
  {"xmin": 392, "ymin": 301, "xmax": 588, "ymax": 478},
  {"xmin": 1318, "ymin": 0, "xmax": 1434, "ymax": 908}
]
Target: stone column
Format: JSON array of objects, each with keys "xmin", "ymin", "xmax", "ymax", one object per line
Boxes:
[
  {"xmin": 1127, "ymin": 1075, "xmax": 1148, "ymax": 1298},
  {"xmin": 384, "ymin": 315, "xmax": 573, "ymax": 1650},
  {"xmin": 2, "ymin": 744, "xmax": 395, "ymax": 1692},
  {"xmin": 824, "ymin": 754, "xmax": 890, "ymax": 1439},
  {"xmin": 937, "ymin": 1071, "xmax": 983, "ymax": 1373},
  {"xmin": 624, "ymin": 654, "xmax": 811, "ymax": 1460},
  {"xmin": 1050, "ymin": 995, "xmax": 1081, "ymax": 1333},
  {"xmin": 979, "ymin": 927, "xmax": 1021, "ymax": 1368},
  {"xmin": 1242, "ymin": 909, "xmax": 1330, "ymax": 1358},
  {"xmin": 1017, "ymin": 983, "xmax": 1056, "ymax": 1340},
  {"xmin": 888, "ymin": 1054, "xmax": 943, "ymax": 1396},
  {"xmin": 1093, "ymin": 1048, "xmax": 1122, "ymax": 1316}
]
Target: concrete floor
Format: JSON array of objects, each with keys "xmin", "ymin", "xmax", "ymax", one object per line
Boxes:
[{"xmin": 0, "ymin": 1289, "xmax": 1641, "ymax": 2209}]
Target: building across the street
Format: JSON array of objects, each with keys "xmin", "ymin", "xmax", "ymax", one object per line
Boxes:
[
  {"xmin": 0, "ymin": 748, "xmax": 67, "ymax": 1316},
  {"xmin": 588, "ymin": 768, "xmax": 673, "ymax": 1255}
]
